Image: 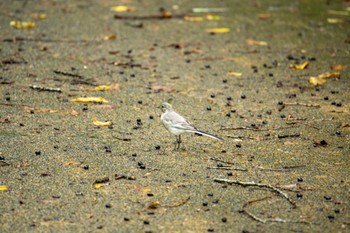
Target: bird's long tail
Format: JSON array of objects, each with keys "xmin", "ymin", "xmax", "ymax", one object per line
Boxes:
[{"xmin": 193, "ymin": 130, "xmax": 223, "ymax": 141}]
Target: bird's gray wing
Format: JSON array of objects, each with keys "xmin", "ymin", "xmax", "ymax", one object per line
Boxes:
[{"xmin": 164, "ymin": 111, "xmax": 197, "ymax": 131}]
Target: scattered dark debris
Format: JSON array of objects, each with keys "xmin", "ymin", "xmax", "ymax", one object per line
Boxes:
[{"xmin": 93, "ymin": 177, "xmax": 110, "ymax": 184}]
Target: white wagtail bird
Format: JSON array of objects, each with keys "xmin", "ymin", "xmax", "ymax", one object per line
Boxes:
[{"xmin": 160, "ymin": 102, "xmax": 223, "ymax": 150}]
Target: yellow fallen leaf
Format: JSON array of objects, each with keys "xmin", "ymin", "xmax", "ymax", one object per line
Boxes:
[
  {"xmin": 184, "ymin": 16, "xmax": 204, "ymax": 22},
  {"xmin": 290, "ymin": 61, "xmax": 309, "ymax": 70},
  {"xmin": 206, "ymin": 15, "xmax": 222, "ymax": 20},
  {"xmin": 147, "ymin": 201, "xmax": 161, "ymax": 209},
  {"xmin": 205, "ymin": 28, "xmax": 230, "ymax": 33},
  {"xmin": 103, "ymin": 34, "xmax": 117, "ymax": 41},
  {"xmin": 257, "ymin": 13, "xmax": 272, "ymax": 20},
  {"xmin": 110, "ymin": 5, "xmax": 135, "ymax": 12},
  {"xmin": 0, "ymin": 185, "xmax": 9, "ymax": 191},
  {"xmin": 309, "ymin": 72, "xmax": 340, "ymax": 86},
  {"xmin": 94, "ymin": 183, "xmax": 105, "ymax": 189},
  {"xmin": 95, "ymin": 85, "xmax": 111, "ymax": 91},
  {"xmin": 309, "ymin": 77, "xmax": 326, "ymax": 85},
  {"xmin": 327, "ymin": 18, "xmax": 344, "ymax": 24},
  {"xmin": 328, "ymin": 10, "xmax": 349, "ymax": 16},
  {"xmin": 246, "ymin": 38, "xmax": 268, "ymax": 46},
  {"xmin": 31, "ymin": 13, "xmax": 47, "ymax": 19},
  {"xmin": 10, "ymin": 21, "xmax": 35, "ymax": 29},
  {"xmin": 318, "ymin": 72, "xmax": 340, "ymax": 79},
  {"xmin": 331, "ymin": 65, "xmax": 345, "ymax": 71},
  {"xmin": 71, "ymin": 97, "xmax": 109, "ymax": 103},
  {"xmin": 92, "ymin": 118, "xmax": 113, "ymax": 127},
  {"xmin": 226, "ymin": 71, "xmax": 242, "ymax": 77}
]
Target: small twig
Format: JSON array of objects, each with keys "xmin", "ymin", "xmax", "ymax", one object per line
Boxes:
[
  {"xmin": 279, "ymin": 102, "xmax": 320, "ymax": 111},
  {"xmin": 221, "ymin": 125, "xmax": 297, "ymax": 131},
  {"xmin": 257, "ymin": 165, "xmax": 305, "ymax": 172},
  {"xmin": 112, "ymin": 135, "xmax": 131, "ymax": 141},
  {"xmin": 227, "ymin": 135, "xmax": 272, "ymax": 141},
  {"xmin": 213, "ymin": 178, "xmax": 296, "ymax": 207},
  {"xmin": 277, "ymin": 134, "xmax": 301, "ymax": 139},
  {"xmin": 3, "ymin": 36, "xmax": 102, "ymax": 44},
  {"xmin": 30, "ymin": 85, "xmax": 62, "ymax": 93},
  {"xmin": 53, "ymin": 70, "xmax": 84, "ymax": 79},
  {"xmin": 163, "ymin": 196, "xmax": 191, "ymax": 207},
  {"xmin": 209, "ymin": 157, "xmax": 235, "ymax": 165},
  {"xmin": 207, "ymin": 167, "xmax": 248, "ymax": 171},
  {"xmin": 241, "ymin": 196, "xmax": 311, "ymax": 224}
]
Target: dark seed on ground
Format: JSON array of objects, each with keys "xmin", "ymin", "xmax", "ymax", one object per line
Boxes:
[
  {"xmin": 83, "ymin": 165, "xmax": 89, "ymax": 170},
  {"xmin": 221, "ymin": 217, "xmax": 227, "ymax": 223},
  {"xmin": 105, "ymin": 203, "xmax": 112, "ymax": 208},
  {"xmin": 324, "ymin": 195, "xmax": 332, "ymax": 200},
  {"xmin": 143, "ymin": 220, "xmax": 150, "ymax": 225},
  {"xmin": 208, "ymin": 227, "xmax": 214, "ymax": 232},
  {"xmin": 207, "ymin": 106, "xmax": 211, "ymax": 111},
  {"xmin": 297, "ymin": 193, "xmax": 303, "ymax": 198},
  {"xmin": 203, "ymin": 202, "xmax": 208, "ymax": 206},
  {"xmin": 297, "ymin": 177, "xmax": 303, "ymax": 182},
  {"xmin": 35, "ymin": 150, "xmax": 41, "ymax": 155},
  {"xmin": 324, "ymin": 96, "xmax": 329, "ymax": 100},
  {"xmin": 155, "ymin": 145, "xmax": 161, "ymax": 150},
  {"xmin": 124, "ymin": 217, "xmax": 130, "ymax": 221},
  {"xmin": 236, "ymin": 144, "xmax": 241, "ymax": 148},
  {"xmin": 241, "ymin": 94, "xmax": 246, "ymax": 99}
]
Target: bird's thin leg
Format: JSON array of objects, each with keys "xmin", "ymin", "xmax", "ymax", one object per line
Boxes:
[{"xmin": 174, "ymin": 135, "xmax": 181, "ymax": 151}]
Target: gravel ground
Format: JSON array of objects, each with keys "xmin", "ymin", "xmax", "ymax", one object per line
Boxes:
[{"xmin": 0, "ymin": 0, "xmax": 349, "ymax": 232}]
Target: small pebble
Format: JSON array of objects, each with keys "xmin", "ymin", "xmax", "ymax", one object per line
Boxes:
[
  {"xmin": 324, "ymin": 195, "xmax": 332, "ymax": 201},
  {"xmin": 241, "ymin": 94, "xmax": 246, "ymax": 99},
  {"xmin": 35, "ymin": 150, "xmax": 41, "ymax": 155},
  {"xmin": 297, "ymin": 177, "xmax": 303, "ymax": 182},
  {"xmin": 221, "ymin": 217, "xmax": 227, "ymax": 223},
  {"xmin": 143, "ymin": 220, "xmax": 150, "ymax": 225},
  {"xmin": 105, "ymin": 203, "xmax": 112, "ymax": 208},
  {"xmin": 83, "ymin": 165, "xmax": 89, "ymax": 170}
]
